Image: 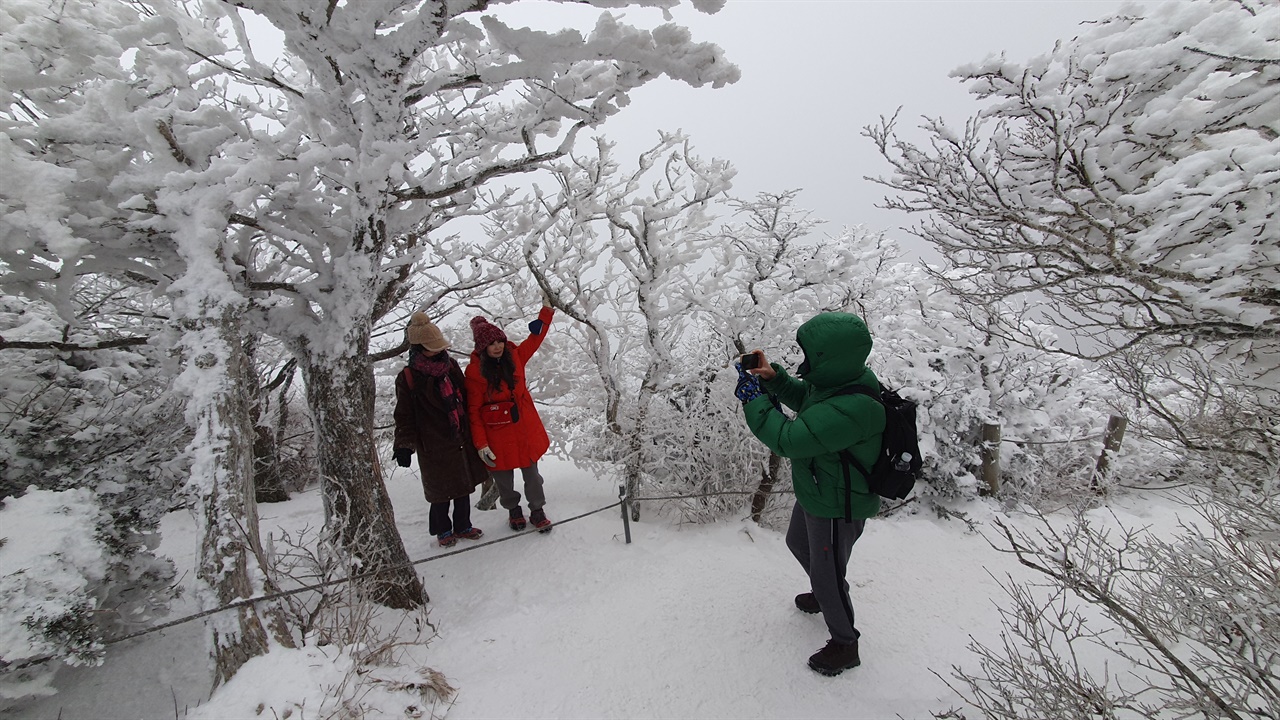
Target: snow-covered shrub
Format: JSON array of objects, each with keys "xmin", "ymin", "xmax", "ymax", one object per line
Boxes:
[
  {"xmin": 240, "ymin": 525, "xmax": 453, "ymax": 720},
  {"xmin": 1106, "ymin": 347, "xmax": 1280, "ymax": 495},
  {"xmin": 848, "ymin": 257, "xmax": 1128, "ymax": 507},
  {"xmin": 631, "ymin": 329, "xmax": 777, "ymax": 522},
  {"xmin": 0, "ymin": 488, "xmax": 161, "ymax": 700},
  {"xmin": 938, "ymin": 488, "xmax": 1280, "ymax": 720},
  {"xmin": 0, "ymin": 489, "xmax": 108, "ymax": 671}
]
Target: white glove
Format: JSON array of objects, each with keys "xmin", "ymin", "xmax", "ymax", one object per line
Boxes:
[{"xmin": 478, "ymin": 446, "xmax": 497, "ymax": 468}]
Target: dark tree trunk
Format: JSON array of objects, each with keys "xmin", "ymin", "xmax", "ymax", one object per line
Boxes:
[
  {"xmin": 300, "ymin": 348, "xmax": 426, "ymax": 609},
  {"xmin": 623, "ymin": 368, "xmax": 657, "ymax": 522},
  {"xmin": 750, "ymin": 451, "xmax": 784, "ymax": 523},
  {"xmin": 253, "ymin": 423, "xmax": 289, "ymax": 503},
  {"xmin": 244, "ymin": 336, "xmax": 289, "ymax": 503}
]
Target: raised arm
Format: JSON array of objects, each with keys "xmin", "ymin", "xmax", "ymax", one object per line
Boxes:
[
  {"xmin": 514, "ymin": 305, "xmax": 555, "ymax": 364},
  {"xmin": 761, "ymin": 364, "xmax": 808, "ymax": 413}
]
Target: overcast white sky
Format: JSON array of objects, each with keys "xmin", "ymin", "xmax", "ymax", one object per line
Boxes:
[
  {"xmin": 499, "ymin": 0, "xmax": 1132, "ymax": 257},
  {"xmin": 246, "ymin": 0, "xmax": 1132, "ymax": 256}
]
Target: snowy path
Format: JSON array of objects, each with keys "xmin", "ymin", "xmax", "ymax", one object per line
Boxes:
[{"xmin": 12, "ymin": 457, "xmax": 1183, "ymax": 719}]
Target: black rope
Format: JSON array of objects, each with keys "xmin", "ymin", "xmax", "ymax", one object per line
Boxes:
[
  {"xmin": 633, "ymin": 488, "xmax": 795, "ymax": 502},
  {"xmin": 2, "ymin": 500, "xmax": 624, "ymax": 674},
  {"xmin": 4, "ymin": 485, "xmax": 876, "ymax": 674}
]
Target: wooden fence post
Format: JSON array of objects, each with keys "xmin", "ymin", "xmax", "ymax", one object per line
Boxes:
[
  {"xmin": 981, "ymin": 422, "xmax": 1001, "ymax": 495},
  {"xmin": 1092, "ymin": 414, "xmax": 1128, "ymax": 492}
]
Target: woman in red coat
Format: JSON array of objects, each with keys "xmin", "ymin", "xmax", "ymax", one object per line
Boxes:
[
  {"xmin": 393, "ymin": 313, "xmax": 490, "ymax": 547},
  {"xmin": 464, "ymin": 299, "xmax": 555, "ymax": 532}
]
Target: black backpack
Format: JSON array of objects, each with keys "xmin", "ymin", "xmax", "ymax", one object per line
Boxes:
[{"xmin": 833, "ymin": 385, "xmax": 922, "ymax": 513}]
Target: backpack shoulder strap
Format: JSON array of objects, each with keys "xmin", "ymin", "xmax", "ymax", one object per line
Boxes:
[
  {"xmin": 830, "ymin": 384, "xmax": 882, "ymax": 469},
  {"xmin": 831, "ymin": 384, "xmax": 881, "ymax": 520},
  {"xmin": 401, "ymin": 367, "xmax": 415, "ymax": 392}
]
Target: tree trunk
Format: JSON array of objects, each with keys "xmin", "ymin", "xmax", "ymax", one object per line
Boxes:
[
  {"xmin": 750, "ymin": 452, "xmax": 784, "ymax": 523},
  {"xmin": 300, "ymin": 349, "xmax": 426, "ymax": 609},
  {"xmin": 272, "ymin": 371, "xmax": 304, "ymax": 493},
  {"xmin": 623, "ymin": 371, "xmax": 657, "ymax": 522},
  {"xmin": 244, "ymin": 337, "xmax": 289, "ymax": 503},
  {"xmin": 184, "ymin": 307, "xmax": 295, "ymax": 691},
  {"xmin": 253, "ymin": 423, "xmax": 289, "ymax": 503}
]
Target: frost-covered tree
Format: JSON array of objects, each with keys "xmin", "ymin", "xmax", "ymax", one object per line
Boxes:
[
  {"xmin": 2, "ymin": 0, "xmax": 739, "ymax": 613},
  {"xmin": 868, "ymin": 0, "xmax": 1280, "ymax": 379},
  {"xmin": 1103, "ymin": 347, "xmax": 1279, "ymax": 493},
  {"xmin": 181, "ymin": 0, "xmax": 736, "ymax": 601},
  {"xmin": 694, "ymin": 193, "xmax": 883, "ymax": 520},
  {"xmin": 491, "ymin": 133, "xmax": 734, "ymax": 519}
]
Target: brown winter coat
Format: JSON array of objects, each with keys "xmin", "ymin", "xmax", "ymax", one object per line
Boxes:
[{"xmin": 393, "ymin": 357, "xmax": 488, "ymax": 503}]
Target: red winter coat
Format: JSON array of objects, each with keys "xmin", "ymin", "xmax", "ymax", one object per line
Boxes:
[{"xmin": 464, "ymin": 307, "xmax": 554, "ymax": 471}]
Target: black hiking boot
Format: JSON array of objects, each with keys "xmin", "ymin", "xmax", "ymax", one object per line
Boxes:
[
  {"xmin": 795, "ymin": 593, "xmax": 820, "ymax": 614},
  {"xmin": 808, "ymin": 639, "xmax": 860, "ymax": 676},
  {"xmin": 529, "ymin": 507, "xmax": 552, "ymax": 534},
  {"xmin": 508, "ymin": 507, "xmax": 527, "ymax": 531}
]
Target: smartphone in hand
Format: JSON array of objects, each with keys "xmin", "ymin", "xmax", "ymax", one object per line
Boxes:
[{"xmin": 740, "ymin": 353, "xmax": 761, "ymax": 370}]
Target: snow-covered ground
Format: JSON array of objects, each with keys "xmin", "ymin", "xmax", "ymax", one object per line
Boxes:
[{"xmin": 10, "ymin": 457, "xmax": 1190, "ymax": 719}]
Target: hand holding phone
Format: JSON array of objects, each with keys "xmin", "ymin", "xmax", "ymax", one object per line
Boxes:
[{"xmin": 740, "ymin": 353, "xmax": 760, "ymax": 370}]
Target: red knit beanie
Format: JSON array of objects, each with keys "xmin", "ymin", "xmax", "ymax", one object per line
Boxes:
[{"xmin": 470, "ymin": 316, "xmax": 508, "ymax": 352}]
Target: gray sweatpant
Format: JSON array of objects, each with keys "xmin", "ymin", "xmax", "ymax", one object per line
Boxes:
[
  {"xmin": 785, "ymin": 501, "xmax": 866, "ymax": 644},
  {"xmin": 489, "ymin": 461, "xmax": 546, "ymax": 511}
]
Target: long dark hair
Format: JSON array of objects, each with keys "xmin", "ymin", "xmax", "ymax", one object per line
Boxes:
[{"xmin": 480, "ymin": 348, "xmax": 516, "ymax": 395}]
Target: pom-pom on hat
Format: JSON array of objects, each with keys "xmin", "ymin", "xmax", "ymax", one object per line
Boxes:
[
  {"xmin": 470, "ymin": 316, "xmax": 508, "ymax": 352},
  {"xmin": 407, "ymin": 312, "xmax": 450, "ymax": 352}
]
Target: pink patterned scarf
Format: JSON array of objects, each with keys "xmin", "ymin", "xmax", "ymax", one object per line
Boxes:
[{"xmin": 409, "ymin": 349, "xmax": 464, "ymax": 441}]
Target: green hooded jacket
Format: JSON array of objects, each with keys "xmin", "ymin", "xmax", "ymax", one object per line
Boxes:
[{"xmin": 742, "ymin": 312, "xmax": 885, "ymax": 519}]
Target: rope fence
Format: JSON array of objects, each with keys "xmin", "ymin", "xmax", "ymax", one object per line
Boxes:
[
  {"xmin": 4, "ymin": 412, "xmax": 1132, "ymax": 675},
  {"xmin": 1, "ymin": 486, "xmax": 812, "ymax": 674},
  {"xmin": 3, "ymin": 498, "xmax": 627, "ymax": 674},
  {"xmin": 0, "ymin": 475, "xmax": 949, "ymax": 676}
]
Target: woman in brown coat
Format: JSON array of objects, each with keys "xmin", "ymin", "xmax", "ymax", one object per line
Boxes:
[{"xmin": 393, "ymin": 312, "xmax": 490, "ymax": 547}]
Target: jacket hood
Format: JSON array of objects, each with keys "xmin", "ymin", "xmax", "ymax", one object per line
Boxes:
[{"xmin": 795, "ymin": 312, "xmax": 873, "ymax": 388}]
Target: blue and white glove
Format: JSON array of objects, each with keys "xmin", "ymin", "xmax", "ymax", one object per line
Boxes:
[{"xmin": 734, "ymin": 362, "xmax": 766, "ymax": 404}]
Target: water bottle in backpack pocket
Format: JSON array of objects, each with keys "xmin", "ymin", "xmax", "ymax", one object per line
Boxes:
[{"xmin": 835, "ymin": 385, "xmax": 924, "ymax": 502}]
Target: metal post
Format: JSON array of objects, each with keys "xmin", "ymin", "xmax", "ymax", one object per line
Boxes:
[{"xmin": 619, "ymin": 483, "xmax": 632, "ymax": 544}]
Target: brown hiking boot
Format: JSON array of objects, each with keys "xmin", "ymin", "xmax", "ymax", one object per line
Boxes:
[
  {"xmin": 808, "ymin": 639, "xmax": 860, "ymax": 676},
  {"xmin": 795, "ymin": 593, "xmax": 820, "ymax": 614}
]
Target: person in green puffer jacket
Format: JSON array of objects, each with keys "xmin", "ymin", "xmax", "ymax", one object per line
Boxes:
[{"xmin": 735, "ymin": 312, "xmax": 886, "ymax": 677}]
